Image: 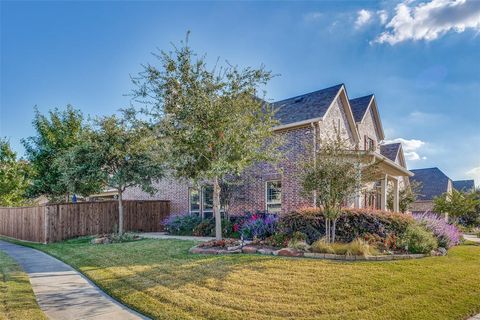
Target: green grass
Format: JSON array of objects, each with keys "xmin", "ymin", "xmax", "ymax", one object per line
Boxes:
[
  {"xmin": 3, "ymin": 237, "xmax": 480, "ymax": 320},
  {"xmin": 0, "ymin": 250, "xmax": 47, "ymax": 320}
]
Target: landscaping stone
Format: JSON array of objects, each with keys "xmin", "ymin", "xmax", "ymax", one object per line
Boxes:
[
  {"xmin": 438, "ymin": 247, "xmax": 447, "ymax": 256},
  {"xmin": 242, "ymin": 246, "xmax": 258, "ymax": 254},
  {"xmin": 91, "ymin": 237, "xmax": 110, "ymax": 245},
  {"xmin": 258, "ymin": 248, "xmax": 275, "ymax": 255},
  {"xmin": 345, "ymin": 255, "xmax": 356, "ymax": 261},
  {"xmin": 304, "ymin": 252, "xmax": 325, "ymax": 259},
  {"xmin": 275, "ymin": 248, "xmax": 304, "ymax": 257},
  {"xmin": 227, "ymin": 245, "xmax": 242, "ymax": 251},
  {"xmin": 324, "ymin": 253, "xmax": 336, "ymax": 259}
]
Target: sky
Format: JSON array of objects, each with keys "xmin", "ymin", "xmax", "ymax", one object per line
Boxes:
[{"xmin": 1, "ymin": 0, "xmax": 479, "ymax": 185}]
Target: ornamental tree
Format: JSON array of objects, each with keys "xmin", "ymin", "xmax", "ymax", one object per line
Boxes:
[
  {"xmin": 131, "ymin": 34, "xmax": 280, "ymax": 240},
  {"xmin": 58, "ymin": 115, "xmax": 165, "ymax": 234},
  {"xmin": 0, "ymin": 139, "xmax": 31, "ymax": 206},
  {"xmin": 301, "ymin": 134, "xmax": 380, "ymax": 243},
  {"xmin": 388, "ymin": 180, "xmax": 422, "ymax": 213}
]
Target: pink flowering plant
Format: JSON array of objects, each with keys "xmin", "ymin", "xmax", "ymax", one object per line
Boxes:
[{"xmin": 413, "ymin": 213, "xmax": 462, "ymax": 248}]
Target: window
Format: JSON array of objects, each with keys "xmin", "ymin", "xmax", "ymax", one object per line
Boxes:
[
  {"xmin": 202, "ymin": 186, "xmax": 213, "ymax": 218},
  {"xmin": 189, "ymin": 188, "xmax": 200, "ymax": 215},
  {"xmin": 266, "ymin": 181, "xmax": 282, "ymax": 213},
  {"xmin": 364, "ymin": 135, "xmax": 375, "ymax": 151}
]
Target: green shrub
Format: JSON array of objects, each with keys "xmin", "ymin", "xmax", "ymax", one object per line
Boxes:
[
  {"xmin": 399, "ymin": 224, "xmax": 438, "ymax": 254},
  {"xmin": 164, "ymin": 214, "xmax": 202, "ymax": 235},
  {"xmin": 264, "ymin": 233, "xmax": 289, "ymax": 247},
  {"xmin": 279, "ymin": 208, "xmax": 414, "ymax": 244},
  {"xmin": 287, "ymin": 231, "xmax": 309, "ymax": 251}
]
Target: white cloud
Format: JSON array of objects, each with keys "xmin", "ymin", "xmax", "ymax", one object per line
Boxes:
[
  {"xmin": 384, "ymin": 138, "xmax": 426, "ymax": 161},
  {"xmin": 304, "ymin": 12, "xmax": 323, "ymax": 22},
  {"xmin": 466, "ymin": 166, "xmax": 480, "ymax": 186},
  {"xmin": 377, "ymin": 10, "xmax": 389, "ymax": 25},
  {"xmin": 355, "ymin": 9, "xmax": 373, "ymax": 28},
  {"xmin": 375, "ymin": 0, "xmax": 480, "ymax": 45}
]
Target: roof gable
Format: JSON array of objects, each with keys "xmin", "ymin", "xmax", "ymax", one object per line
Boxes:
[
  {"xmin": 380, "ymin": 143, "xmax": 401, "ymax": 162},
  {"xmin": 273, "ymin": 84, "xmax": 343, "ymax": 126},
  {"xmin": 453, "ymin": 180, "xmax": 475, "ymax": 192},
  {"xmin": 350, "ymin": 95, "xmax": 373, "ymax": 123},
  {"xmin": 410, "ymin": 167, "xmax": 451, "ymax": 200}
]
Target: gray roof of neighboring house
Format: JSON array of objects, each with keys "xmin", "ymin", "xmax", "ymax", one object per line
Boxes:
[
  {"xmin": 380, "ymin": 143, "xmax": 401, "ymax": 162},
  {"xmin": 272, "ymin": 84, "xmax": 343, "ymax": 125},
  {"xmin": 453, "ymin": 180, "xmax": 475, "ymax": 192},
  {"xmin": 349, "ymin": 94, "xmax": 373, "ymax": 123},
  {"xmin": 410, "ymin": 167, "xmax": 451, "ymax": 201}
]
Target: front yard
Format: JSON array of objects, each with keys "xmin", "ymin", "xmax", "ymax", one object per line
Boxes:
[
  {"xmin": 7, "ymin": 237, "xmax": 480, "ymax": 320},
  {"xmin": 0, "ymin": 251, "xmax": 46, "ymax": 320}
]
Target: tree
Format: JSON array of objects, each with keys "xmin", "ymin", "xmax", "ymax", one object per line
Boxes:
[
  {"xmin": 22, "ymin": 106, "xmax": 86, "ymax": 201},
  {"xmin": 300, "ymin": 134, "xmax": 380, "ymax": 243},
  {"xmin": 131, "ymin": 34, "xmax": 280, "ymax": 240},
  {"xmin": 0, "ymin": 139, "xmax": 31, "ymax": 206},
  {"xmin": 388, "ymin": 180, "xmax": 422, "ymax": 213},
  {"xmin": 58, "ymin": 115, "xmax": 165, "ymax": 234},
  {"xmin": 433, "ymin": 189, "xmax": 479, "ymax": 223}
]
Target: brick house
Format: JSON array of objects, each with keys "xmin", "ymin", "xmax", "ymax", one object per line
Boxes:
[
  {"xmin": 124, "ymin": 84, "xmax": 413, "ymax": 216},
  {"xmin": 410, "ymin": 167, "xmax": 475, "ymax": 214}
]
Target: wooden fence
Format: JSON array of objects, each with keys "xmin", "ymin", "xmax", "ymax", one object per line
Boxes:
[{"xmin": 0, "ymin": 200, "xmax": 170, "ymax": 243}]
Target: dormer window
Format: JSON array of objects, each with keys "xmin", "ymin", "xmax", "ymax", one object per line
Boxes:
[{"xmin": 364, "ymin": 135, "xmax": 375, "ymax": 151}]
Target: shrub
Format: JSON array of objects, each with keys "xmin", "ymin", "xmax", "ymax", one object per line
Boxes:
[
  {"xmin": 398, "ymin": 224, "xmax": 438, "ymax": 254},
  {"xmin": 164, "ymin": 214, "xmax": 202, "ymax": 235},
  {"xmin": 287, "ymin": 231, "xmax": 309, "ymax": 251},
  {"xmin": 279, "ymin": 208, "xmax": 414, "ymax": 244},
  {"xmin": 264, "ymin": 233, "xmax": 289, "ymax": 247},
  {"xmin": 240, "ymin": 213, "xmax": 278, "ymax": 240},
  {"xmin": 413, "ymin": 213, "xmax": 462, "ymax": 248},
  {"xmin": 310, "ymin": 238, "xmax": 377, "ymax": 256}
]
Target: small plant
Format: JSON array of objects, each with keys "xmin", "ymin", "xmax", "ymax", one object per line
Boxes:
[
  {"xmin": 287, "ymin": 231, "xmax": 309, "ymax": 251},
  {"xmin": 264, "ymin": 233, "xmax": 290, "ymax": 247},
  {"xmin": 311, "ymin": 238, "xmax": 377, "ymax": 256},
  {"xmin": 399, "ymin": 224, "xmax": 438, "ymax": 254},
  {"xmin": 310, "ymin": 239, "xmax": 335, "ymax": 254},
  {"xmin": 413, "ymin": 213, "xmax": 462, "ymax": 248},
  {"xmin": 164, "ymin": 214, "xmax": 202, "ymax": 236}
]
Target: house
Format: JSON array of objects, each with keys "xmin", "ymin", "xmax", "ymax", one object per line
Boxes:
[
  {"xmin": 124, "ymin": 84, "xmax": 413, "ymax": 216},
  {"xmin": 409, "ymin": 167, "xmax": 475, "ymax": 213}
]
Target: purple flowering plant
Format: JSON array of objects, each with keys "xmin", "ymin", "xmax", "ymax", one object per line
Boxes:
[
  {"xmin": 239, "ymin": 212, "xmax": 278, "ymax": 240},
  {"xmin": 413, "ymin": 212, "xmax": 462, "ymax": 248}
]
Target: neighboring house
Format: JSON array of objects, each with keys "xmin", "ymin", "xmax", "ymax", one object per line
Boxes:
[
  {"xmin": 452, "ymin": 180, "xmax": 475, "ymax": 192},
  {"xmin": 124, "ymin": 83, "xmax": 413, "ymax": 216},
  {"xmin": 409, "ymin": 167, "xmax": 475, "ymax": 213}
]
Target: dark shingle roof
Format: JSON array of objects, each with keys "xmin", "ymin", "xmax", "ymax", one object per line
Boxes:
[
  {"xmin": 380, "ymin": 143, "xmax": 401, "ymax": 162},
  {"xmin": 410, "ymin": 167, "xmax": 451, "ymax": 200},
  {"xmin": 349, "ymin": 94, "xmax": 373, "ymax": 123},
  {"xmin": 272, "ymin": 84, "xmax": 343, "ymax": 125},
  {"xmin": 453, "ymin": 180, "xmax": 475, "ymax": 192}
]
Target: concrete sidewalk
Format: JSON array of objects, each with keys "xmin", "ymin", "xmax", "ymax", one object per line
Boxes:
[
  {"xmin": 464, "ymin": 234, "xmax": 480, "ymax": 243},
  {"xmin": 0, "ymin": 240, "xmax": 148, "ymax": 320}
]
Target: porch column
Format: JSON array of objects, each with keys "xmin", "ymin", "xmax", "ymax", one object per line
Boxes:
[
  {"xmin": 380, "ymin": 174, "xmax": 388, "ymax": 211},
  {"xmin": 393, "ymin": 178, "xmax": 399, "ymax": 212}
]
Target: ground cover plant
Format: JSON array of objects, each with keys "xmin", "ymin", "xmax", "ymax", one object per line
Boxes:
[
  {"xmin": 4, "ymin": 237, "xmax": 480, "ymax": 320},
  {"xmin": 0, "ymin": 250, "xmax": 47, "ymax": 320}
]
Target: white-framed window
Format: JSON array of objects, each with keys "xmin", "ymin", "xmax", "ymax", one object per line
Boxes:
[
  {"xmin": 189, "ymin": 188, "xmax": 200, "ymax": 215},
  {"xmin": 202, "ymin": 185, "xmax": 214, "ymax": 218},
  {"xmin": 265, "ymin": 180, "xmax": 282, "ymax": 213}
]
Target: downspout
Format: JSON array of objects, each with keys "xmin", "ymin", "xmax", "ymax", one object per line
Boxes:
[{"xmin": 311, "ymin": 122, "xmax": 317, "ymax": 207}]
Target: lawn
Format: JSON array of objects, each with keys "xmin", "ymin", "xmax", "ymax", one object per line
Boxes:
[
  {"xmin": 0, "ymin": 250, "xmax": 47, "ymax": 320},
  {"xmin": 6, "ymin": 237, "xmax": 480, "ymax": 320}
]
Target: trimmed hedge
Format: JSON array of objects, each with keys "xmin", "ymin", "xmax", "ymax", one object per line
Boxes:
[{"xmin": 279, "ymin": 208, "xmax": 414, "ymax": 244}]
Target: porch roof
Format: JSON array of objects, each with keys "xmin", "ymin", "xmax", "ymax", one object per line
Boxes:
[{"xmin": 371, "ymin": 152, "xmax": 413, "ymax": 177}]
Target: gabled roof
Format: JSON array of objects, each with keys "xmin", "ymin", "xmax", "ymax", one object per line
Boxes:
[
  {"xmin": 349, "ymin": 95, "xmax": 373, "ymax": 123},
  {"xmin": 272, "ymin": 84, "xmax": 343, "ymax": 125},
  {"xmin": 410, "ymin": 167, "xmax": 451, "ymax": 200},
  {"xmin": 453, "ymin": 180, "xmax": 475, "ymax": 192},
  {"xmin": 380, "ymin": 143, "xmax": 401, "ymax": 162}
]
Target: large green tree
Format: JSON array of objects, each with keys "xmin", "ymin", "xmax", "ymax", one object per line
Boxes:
[
  {"xmin": 132, "ymin": 35, "xmax": 280, "ymax": 240},
  {"xmin": 22, "ymin": 106, "xmax": 86, "ymax": 201},
  {"xmin": 0, "ymin": 139, "xmax": 31, "ymax": 206},
  {"xmin": 58, "ymin": 115, "xmax": 165, "ymax": 234}
]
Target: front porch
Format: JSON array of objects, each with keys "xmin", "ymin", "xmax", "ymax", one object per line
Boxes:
[{"xmin": 354, "ymin": 153, "xmax": 413, "ymax": 212}]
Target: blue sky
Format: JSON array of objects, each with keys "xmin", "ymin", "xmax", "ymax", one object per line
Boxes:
[{"xmin": 1, "ymin": 0, "xmax": 479, "ymax": 184}]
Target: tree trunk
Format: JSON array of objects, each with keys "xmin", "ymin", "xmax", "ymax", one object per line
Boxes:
[
  {"xmin": 213, "ymin": 176, "xmax": 222, "ymax": 240},
  {"xmin": 331, "ymin": 219, "xmax": 337, "ymax": 243},
  {"xmin": 118, "ymin": 189, "xmax": 124, "ymax": 235}
]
